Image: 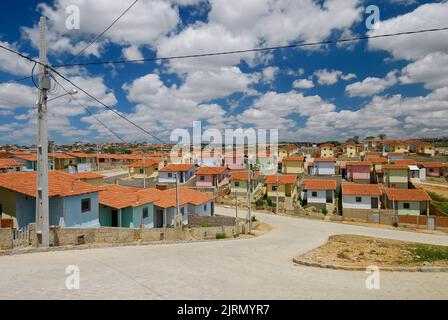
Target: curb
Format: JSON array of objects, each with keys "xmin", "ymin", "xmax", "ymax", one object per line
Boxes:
[{"xmin": 292, "ymin": 256, "xmax": 448, "ymax": 272}]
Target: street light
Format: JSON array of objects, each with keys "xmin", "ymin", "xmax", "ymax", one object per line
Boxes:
[{"xmin": 47, "ymin": 88, "xmax": 78, "ymax": 102}]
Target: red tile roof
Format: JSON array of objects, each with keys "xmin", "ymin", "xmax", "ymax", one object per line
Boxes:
[
  {"xmin": 264, "ymin": 175, "xmax": 297, "ymax": 185},
  {"xmin": 342, "ymin": 183, "xmax": 383, "ymax": 196},
  {"xmin": 302, "ymin": 179, "xmax": 337, "ymax": 190},
  {"xmin": 50, "ymin": 153, "xmax": 76, "ymax": 160},
  {"xmin": 13, "ymin": 154, "xmax": 37, "ymax": 162},
  {"xmin": 0, "ymin": 159, "xmax": 23, "ymax": 169},
  {"xmin": 384, "ymin": 188, "xmax": 431, "ymax": 201},
  {"xmin": 383, "ymin": 163, "xmax": 409, "ymax": 170},
  {"xmin": 229, "ymin": 170, "xmax": 260, "ymax": 181},
  {"xmin": 369, "ymin": 157, "xmax": 388, "ymax": 164},
  {"xmin": 128, "ymin": 158, "xmax": 165, "ymax": 168},
  {"xmin": 394, "ymin": 159, "xmax": 417, "ymax": 165},
  {"xmin": 418, "ymin": 162, "xmax": 447, "ymax": 168},
  {"xmin": 196, "ymin": 166, "xmax": 227, "ymax": 175},
  {"xmin": 154, "ymin": 188, "xmax": 216, "ymax": 209},
  {"xmin": 282, "ymin": 156, "xmax": 305, "ymax": 161},
  {"xmin": 98, "ymin": 185, "xmax": 162, "ymax": 209},
  {"xmin": 0, "ymin": 171, "xmax": 99, "ymax": 198},
  {"xmin": 67, "ymin": 152, "xmax": 98, "ymax": 158},
  {"xmin": 159, "ymin": 163, "xmax": 195, "ymax": 172}
]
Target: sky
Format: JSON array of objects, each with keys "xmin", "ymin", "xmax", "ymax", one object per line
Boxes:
[{"xmin": 0, "ymin": 0, "xmax": 448, "ymax": 145}]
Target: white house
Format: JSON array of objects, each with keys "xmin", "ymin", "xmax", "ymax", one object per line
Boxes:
[
  {"xmin": 310, "ymin": 158, "xmax": 337, "ymax": 175},
  {"xmin": 341, "ymin": 183, "xmax": 383, "ymax": 211},
  {"xmin": 301, "ymin": 179, "xmax": 337, "ymax": 209},
  {"xmin": 158, "ymin": 164, "xmax": 196, "ymax": 184}
]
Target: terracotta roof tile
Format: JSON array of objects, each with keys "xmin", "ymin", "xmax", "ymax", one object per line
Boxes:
[
  {"xmin": 264, "ymin": 175, "xmax": 297, "ymax": 184},
  {"xmin": 369, "ymin": 157, "xmax": 388, "ymax": 164},
  {"xmin": 196, "ymin": 166, "xmax": 227, "ymax": 175},
  {"xmin": 314, "ymin": 157, "xmax": 337, "ymax": 162},
  {"xmin": 342, "ymin": 183, "xmax": 383, "ymax": 196},
  {"xmin": 384, "ymin": 188, "xmax": 431, "ymax": 201},
  {"xmin": 229, "ymin": 170, "xmax": 260, "ymax": 181},
  {"xmin": 70, "ymin": 172, "xmax": 104, "ymax": 179},
  {"xmin": 282, "ymin": 156, "xmax": 305, "ymax": 161},
  {"xmin": 383, "ymin": 163, "xmax": 409, "ymax": 170},
  {"xmin": 417, "ymin": 162, "xmax": 447, "ymax": 168},
  {"xmin": 98, "ymin": 185, "xmax": 162, "ymax": 209},
  {"xmin": 128, "ymin": 158, "xmax": 165, "ymax": 168},
  {"xmin": 346, "ymin": 161, "xmax": 372, "ymax": 167},
  {"xmin": 159, "ymin": 163, "xmax": 195, "ymax": 172},
  {"xmin": 302, "ymin": 179, "xmax": 337, "ymax": 190},
  {"xmin": 0, "ymin": 171, "xmax": 99, "ymax": 198},
  {"xmin": 0, "ymin": 159, "xmax": 23, "ymax": 169},
  {"xmin": 153, "ymin": 188, "xmax": 215, "ymax": 208}
]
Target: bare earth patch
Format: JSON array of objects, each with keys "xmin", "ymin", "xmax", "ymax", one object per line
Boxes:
[{"xmin": 296, "ymin": 235, "xmax": 448, "ymax": 269}]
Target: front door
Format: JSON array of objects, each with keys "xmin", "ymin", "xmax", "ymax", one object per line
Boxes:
[
  {"xmin": 371, "ymin": 197, "xmax": 379, "ymax": 209},
  {"xmin": 155, "ymin": 209, "xmax": 164, "ymax": 228},
  {"xmin": 111, "ymin": 209, "xmax": 118, "ymax": 227}
]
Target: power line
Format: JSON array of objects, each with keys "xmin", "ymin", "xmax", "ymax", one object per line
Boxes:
[
  {"xmin": 49, "ymin": 68, "xmax": 167, "ymax": 144},
  {"xmin": 69, "ymin": 0, "xmax": 139, "ymax": 62},
  {"xmin": 6, "ymin": 75, "xmax": 34, "ymax": 84},
  {"xmin": 49, "ymin": 74, "xmax": 127, "ymax": 143},
  {"xmin": 53, "ymin": 26, "xmax": 448, "ymax": 68}
]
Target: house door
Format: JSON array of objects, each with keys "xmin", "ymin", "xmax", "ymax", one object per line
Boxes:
[
  {"xmin": 111, "ymin": 209, "xmax": 118, "ymax": 227},
  {"xmin": 155, "ymin": 209, "xmax": 164, "ymax": 228},
  {"xmin": 211, "ymin": 202, "xmax": 214, "ymax": 216},
  {"xmin": 428, "ymin": 216, "xmax": 435, "ymax": 230},
  {"xmin": 371, "ymin": 197, "xmax": 379, "ymax": 209}
]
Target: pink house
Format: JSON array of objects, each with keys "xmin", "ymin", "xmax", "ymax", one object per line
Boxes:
[
  {"xmin": 223, "ymin": 152, "xmax": 245, "ymax": 170},
  {"xmin": 195, "ymin": 166, "xmax": 229, "ymax": 188},
  {"xmin": 418, "ymin": 162, "xmax": 447, "ymax": 177},
  {"xmin": 346, "ymin": 161, "xmax": 372, "ymax": 184}
]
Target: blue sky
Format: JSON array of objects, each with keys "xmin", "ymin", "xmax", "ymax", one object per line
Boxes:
[{"xmin": 0, "ymin": 0, "xmax": 447, "ymax": 145}]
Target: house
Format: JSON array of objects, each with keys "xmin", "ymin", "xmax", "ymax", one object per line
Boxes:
[
  {"xmin": 154, "ymin": 188, "xmax": 216, "ymax": 227},
  {"xmin": 364, "ymin": 151, "xmax": 383, "ymax": 160},
  {"xmin": 383, "ymin": 163, "xmax": 409, "ymax": 189},
  {"xmin": 67, "ymin": 152, "xmax": 98, "ymax": 172},
  {"xmin": 195, "ymin": 166, "xmax": 229, "ymax": 189},
  {"xmin": 0, "ymin": 159, "xmax": 23, "ymax": 173},
  {"xmin": 50, "ymin": 153, "xmax": 77, "ymax": 170},
  {"xmin": 281, "ymin": 156, "xmax": 305, "ymax": 175},
  {"xmin": 0, "ymin": 171, "xmax": 100, "ymax": 229},
  {"xmin": 129, "ymin": 158, "xmax": 165, "ymax": 179},
  {"xmin": 343, "ymin": 143, "xmax": 362, "ymax": 158},
  {"xmin": 310, "ymin": 158, "xmax": 337, "ymax": 175},
  {"xmin": 69, "ymin": 172, "xmax": 105, "ymax": 186},
  {"xmin": 278, "ymin": 144, "xmax": 299, "ymax": 161},
  {"xmin": 264, "ymin": 175, "xmax": 297, "ymax": 201},
  {"xmin": 301, "ymin": 179, "xmax": 337, "ymax": 210},
  {"xmin": 418, "ymin": 162, "xmax": 446, "ymax": 178},
  {"xmin": 98, "ymin": 184, "xmax": 161, "ymax": 228},
  {"xmin": 256, "ymin": 155, "xmax": 277, "ymax": 174},
  {"xmin": 158, "ymin": 163, "xmax": 196, "ymax": 184},
  {"xmin": 370, "ymin": 158, "xmax": 388, "ymax": 183},
  {"xmin": 319, "ymin": 143, "xmax": 334, "ymax": 158},
  {"xmin": 346, "ymin": 161, "xmax": 372, "ymax": 184},
  {"xmin": 409, "ymin": 140, "xmax": 436, "ymax": 156},
  {"xmin": 13, "ymin": 153, "xmax": 38, "ymax": 171},
  {"xmin": 229, "ymin": 170, "xmax": 262, "ymax": 195},
  {"xmin": 342, "ymin": 183, "xmax": 382, "ymax": 212},
  {"xmin": 384, "ymin": 141, "xmax": 410, "ymax": 154},
  {"xmin": 384, "ymin": 188, "xmax": 430, "ymax": 216}
]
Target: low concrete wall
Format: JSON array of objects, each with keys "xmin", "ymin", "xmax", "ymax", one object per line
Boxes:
[
  {"xmin": 0, "ymin": 228, "xmax": 12, "ymax": 250},
  {"xmin": 47, "ymin": 224, "xmax": 243, "ymax": 247},
  {"xmin": 188, "ymin": 215, "xmax": 238, "ymax": 227}
]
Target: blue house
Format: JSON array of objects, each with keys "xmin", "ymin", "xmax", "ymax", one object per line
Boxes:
[{"xmin": 0, "ymin": 171, "xmax": 100, "ymax": 228}]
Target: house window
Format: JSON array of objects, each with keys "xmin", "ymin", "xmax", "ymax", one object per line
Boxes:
[
  {"xmin": 272, "ymin": 185, "xmax": 278, "ymax": 191},
  {"xmin": 81, "ymin": 198, "xmax": 91, "ymax": 213},
  {"xmin": 181, "ymin": 207, "xmax": 185, "ymax": 215},
  {"xmin": 311, "ymin": 191, "xmax": 317, "ymax": 197},
  {"xmin": 403, "ymin": 203, "xmax": 410, "ymax": 209},
  {"xmin": 200, "ymin": 175, "xmax": 205, "ymax": 181},
  {"xmin": 142, "ymin": 207, "xmax": 148, "ymax": 219},
  {"xmin": 429, "ymin": 168, "xmax": 434, "ymax": 172},
  {"xmin": 234, "ymin": 181, "xmax": 240, "ymax": 187},
  {"xmin": 356, "ymin": 197, "xmax": 362, "ymax": 203},
  {"xmin": 204, "ymin": 204, "xmax": 207, "ymax": 211},
  {"xmin": 167, "ymin": 172, "xmax": 172, "ymax": 178},
  {"xmin": 139, "ymin": 168, "xmax": 144, "ymax": 174}
]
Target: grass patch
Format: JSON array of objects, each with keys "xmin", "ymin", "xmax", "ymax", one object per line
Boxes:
[
  {"xmin": 428, "ymin": 191, "xmax": 448, "ymax": 202},
  {"xmin": 405, "ymin": 243, "xmax": 448, "ymax": 263},
  {"xmin": 215, "ymin": 232, "xmax": 226, "ymax": 239}
]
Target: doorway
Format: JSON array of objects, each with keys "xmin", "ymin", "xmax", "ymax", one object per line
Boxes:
[
  {"xmin": 371, "ymin": 197, "xmax": 379, "ymax": 209},
  {"xmin": 155, "ymin": 209, "xmax": 164, "ymax": 228},
  {"xmin": 111, "ymin": 209, "xmax": 118, "ymax": 227}
]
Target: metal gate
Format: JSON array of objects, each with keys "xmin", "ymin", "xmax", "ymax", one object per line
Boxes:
[
  {"xmin": 372, "ymin": 212, "xmax": 380, "ymax": 223},
  {"xmin": 428, "ymin": 216, "xmax": 435, "ymax": 230},
  {"xmin": 12, "ymin": 225, "xmax": 30, "ymax": 249}
]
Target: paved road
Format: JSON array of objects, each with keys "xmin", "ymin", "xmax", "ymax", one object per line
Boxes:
[{"xmin": 1, "ymin": 207, "xmax": 448, "ymax": 299}]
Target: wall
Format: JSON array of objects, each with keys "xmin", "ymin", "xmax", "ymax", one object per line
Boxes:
[
  {"xmin": 188, "ymin": 215, "xmax": 236, "ymax": 227},
  {"xmin": 15, "ymin": 193, "xmax": 35, "ymax": 228},
  {"xmin": 316, "ymin": 162, "xmax": 336, "ymax": 175},
  {"xmin": 347, "ymin": 166, "xmax": 370, "ymax": 181},
  {"xmin": 342, "ymin": 195, "xmax": 375, "ymax": 210},
  {"xmin": 62, "ymin": 192, "xmax": 100, "ymax": 227},
  {"xmin": 305, "ymin": 190, "xmax": 327, "ymax": 204},
  {"xmin": 196, "ymin": 174, "xmax": 214, "ymax": 187},
  {"xmin": 384, "ymin": 169, "xmax": 409, "ymax": 188},
  {"xmin": 0, "ymin": 187, "xmax": 17, "ymax": 219},
  {"xmin": 0, "ymin": 228, "xmax": 12, "ymax": 250},
  {"xmin": 282, "ymin": 161, "xmax": 304, "ymax": 174},
  {"xmin": 386, "ymin": 200, "xmax": 426, "ymax": 216}
]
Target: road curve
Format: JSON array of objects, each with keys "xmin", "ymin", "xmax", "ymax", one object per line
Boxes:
[{"xmin": 0, "ymin": 207, "xmax": 447, "ymax": 299}]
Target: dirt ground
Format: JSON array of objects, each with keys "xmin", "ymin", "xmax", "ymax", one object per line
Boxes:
[
  {"xmin": 299, "ymin": 235, "xmax": 448, "ymax": 268},
  {"xmin": 415, "ymin": 182, "xmax": 448, "ymax": 198}
]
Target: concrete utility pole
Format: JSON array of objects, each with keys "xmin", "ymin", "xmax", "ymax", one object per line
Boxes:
[
  {"xmin": 276, "ymin": 173, "xmax": 279, "ymax": 214},
  {"xmin": 175, "ymin": 172, "xmax": 181, "ymax": 221},
  {"xmin": 247, "ymin": 157, "xmax": 252, "ymax": 232},
  {"xmin": 36, "ymin": 16, "xmax": 50, "ymax": 248}
]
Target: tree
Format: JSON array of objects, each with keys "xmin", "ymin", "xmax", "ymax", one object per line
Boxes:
[
  {"xmin": 364, "ymin": 136, "xmax": 375, "ymax": 141},
  {"xmin": 378, "ymin": 133, "xmax": 386, "ymax": 140}
]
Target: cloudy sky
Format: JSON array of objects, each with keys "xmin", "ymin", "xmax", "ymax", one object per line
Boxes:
[{"xmin": 0, "ymin": 0, "xmax": 447, "ymax": 145}]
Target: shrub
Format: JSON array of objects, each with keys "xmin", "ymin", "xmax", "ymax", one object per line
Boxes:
[
  {"xmin": 251, "ymin": 215, "xmax": 257, "ymax": 222},
  {"xmin": 266, "ymin": 198, "xmax": 273, "ymax": 207},
  {"xmin": 322, "ymin": 208, "xmax": 328, "ymax": 215},
  {"xmin": 215, "ymin": 232, "xmax": 226, "ymax": 239}
]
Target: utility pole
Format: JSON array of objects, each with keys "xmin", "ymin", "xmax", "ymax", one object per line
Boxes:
[
  {"xmin": 96, "ymin": 143, "xmax": 100, "ymax": 171},
  {"xmin": 247, "ymin": 157, "xmax": 252, "ymax": 233},
  {"xmin": 175, "ymin": 172, "xmax": 181, "ymax": 222},
  {"xmin": 36, "ymin": 16, "xmax": 50, "ymax": 248},
  {"xmin": 276, "ymin": 173, "xmax": 279, "ymax": 214}
]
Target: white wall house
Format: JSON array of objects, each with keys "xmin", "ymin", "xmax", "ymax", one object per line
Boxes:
[
  {"xmin": 311, "ymin": 159, "xmax": 337, "ymax": 175},
  {"xmin": 158, "ymin": 164, "xmax": 196, "ymax": 184},
  {"xmin": 301, "ymin": 179, "xmax": 337, "ymax": 208},
  {"xmin": 341, "ymin": 183, "xmax": 383, "ymax": 211}
]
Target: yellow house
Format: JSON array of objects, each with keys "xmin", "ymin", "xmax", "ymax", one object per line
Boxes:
[
  {"xmin": 385, "ymin": 141, "xmax": 410, "ymax": 153},
  {"xmin": 264, "ymin": 175, "xmax": 297, "ymax": 200},
  {"xmin": 278, "ymin": 144, "xmax": 299, "ymax": 161},
  {"xmin": 319, "ymin": 143, "xmax": 334, "ymax": 158},
  {"xmin": 129, "ymin": 158, "xmax": 165, "ymax": 179},
  {"xmin": 281, "ymin": 156, "xmax": 305, "ymax": 175},
  {"xmin": 409, "ymin": 140, "xmax": 436, "ymax": 156},
  {"xmin": 343, "ymin": 143, "xmax": 362, "ymax": 158}
]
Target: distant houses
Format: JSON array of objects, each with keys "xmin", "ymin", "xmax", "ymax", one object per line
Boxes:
[
  {"xmin": 310, "ymin": 158, "xmax": 337, "ymax": 175},
  {"xmin": 301, "ymin": 179, "xmax": 337, "ymax": 210},
  {"xmin": 281, "ymin": 156, "xmax": 305, "ymax": 175},
  {"xmin": 158, "ymin": 164, "xmax": 196, "ymax": 184}
]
